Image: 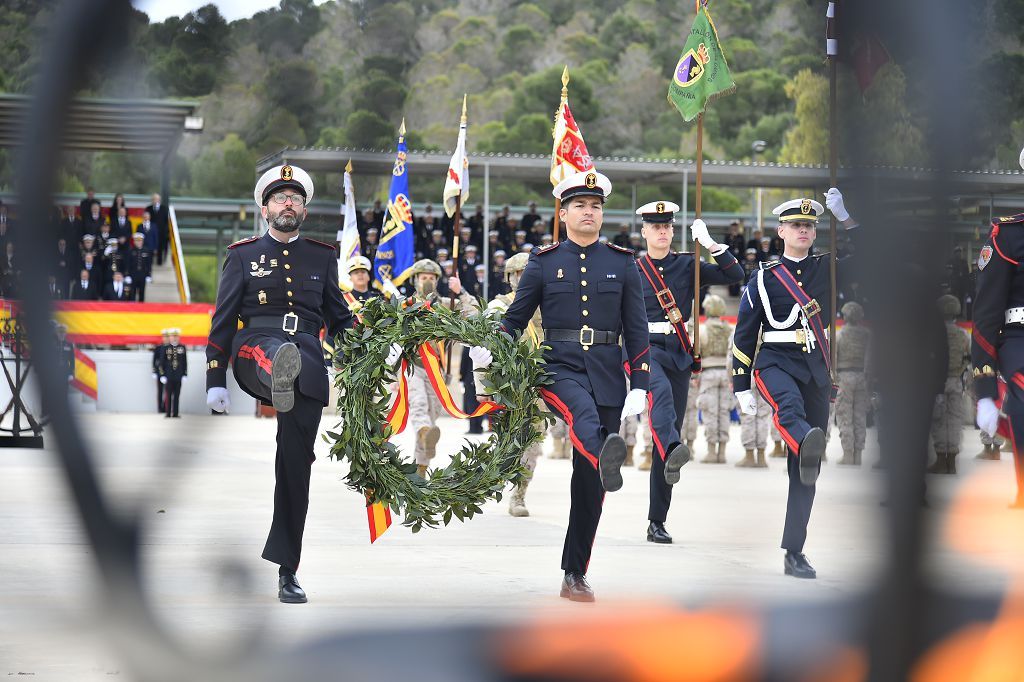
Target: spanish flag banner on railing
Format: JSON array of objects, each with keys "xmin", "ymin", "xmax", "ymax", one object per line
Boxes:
[{"xmin": 418, "ymin": 343, "xmax": 503, "ymax": 419}]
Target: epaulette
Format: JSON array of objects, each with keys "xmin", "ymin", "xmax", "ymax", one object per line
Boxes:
[
  {"xmin": 994, "ymin": 213, "xmax": 1024, "ymax": 226},
  {"xmin": 605, "ymin": 242, "xmax": 634, "ymax": 255},
  {"xmin": 303, "ymin": 237, "xmax": 337, "ymax": 251},
  {"xmin": 226, "ymin": 236, "xmax": 259, "ymax": 250},
  {"xmin": 535, "ymin": 242, "xmax": 561, "ymax": 256}
]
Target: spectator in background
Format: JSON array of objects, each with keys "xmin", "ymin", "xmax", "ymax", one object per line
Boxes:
[
  {"xmin": 513, "ymin": 229, "xmax": 527, "ymax": 252},
  {"xmin": 522, "ymin": 201, "xmax": 542, "ymax": 231},
  {"xmin": 520, "ymin": 242, "xmax": 534, "ymax": 254},
  {"xmin": 490, "ymin": 249, "xmax": 507, "ymax": 297},
  {"xmin": 628, "ymin": 232, "xmax": 643, "ymax": 255},
  {"xmin": 82, "ymin": 202, "xmax": 105, "ymax": 238},
  {"xmin": 460, "ymin": 244, "xmax": 480, "ymax": 295},
  {"xmin": 746, "ymin": 228, "xmax": 763, "ymax": 252},
  {"xmin": 438, "ymin": 259, "xmax": 454, "ymax": 298},
  {"xmin": 103, "ymin": 271, "xmax": 131, "ymax": 301},
  {"xmin": 128, "ymin": 232, "xmax": 153, "ymax": 302},
  {"xmin": 757, "ymin": 236, "xmax": 773, "ymax": 262},
  {"xmin": 726, "ymin": 221, "xmax": 745, "ymax": 259},
  {"xmin": 109, "ymin": 193, "xmax": 127, "ymax": 222},
  {"xmin": 157, "ymin": 328, "xmax": 186, "ymax": 418},
  {"xmin": 79, "ymin": 234, "xmax": 98, "ymax": 266},
  {"xmin": 46, "ymin": 274, "xmax": 65, "ymax": 300},
  {"xmin": 427, "ymin": 229, "xmax": 446, "ymax": 260},
  {"xmin": 742, "ymin": 248, "xmax": 759, "ymax": 283},
  {"xmin": 528, "ymin": 217, "xmax": 547, "ymax": 246},
  {"xmin": 467, "ymin": 204, "xmax": 486, "ymax": 244},
  {"xmin": 494, "ymin": 205, "xmax": 512, "ymax": 247},
  {"xmin": 54, "ymin": 237, "xmax": 75, "ymax": 291},
  {"xmin": 416, "ymin": 204, "xmax": 439, "ymax": 247},
  {"xmin": 79, "ymin": 188, "xmax": 100, "ymax": 221},
  {"xmin": 363, "ymin": 227, "xmax": 379, "ymax": 261},
  {"xmin": 59, "ymin": 205, "xmax": 80, "ymax": 245},
  {"xmin": 372, "ymin": 199, "xmax": 385, "ymax": 228},
  {"xmin": 137, "ymin": 210, "xmax": 159, "ymax": 253},
  {"xmin": 458, "ymin": 225, "xmax": 474, "ymax": 253},
  {"xmin": 473, "ymin": 264, "xmax": 486, "ymax": 298},
  {"xmin": 1, "ymin": 242, "xmax": 18, "ymax": 298},
  {"xmin": 486, "ymin": 231, "xmax": 501, "ymax": 256},
  {"xmin": 146, "ymin": 193, "xmax": 169, "ymax": 266},
  {"xmin": 360, "ymin": 208, "xmax": 376, "ymax": 235},
  {"xmin": 613, "ymin": 223, "xmax": 632, "ymax": 248},
  {"xmin": 113, "ymin": 205, "xmax": 132, "ymax": 254},
  {"xmin": 71, "ymin": 268, "xmax": 97, "ymax": 300},
  {"xmin": 0, "ymin": 202, "xmax": 11, "ymax": 254}
]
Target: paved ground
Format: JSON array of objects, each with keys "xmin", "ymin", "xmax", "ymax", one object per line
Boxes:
[{"xmin": 1, "ymin": 411, "xmax": 1021, "ymax": 679}]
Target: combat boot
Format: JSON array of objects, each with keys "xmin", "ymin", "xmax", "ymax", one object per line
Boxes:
[
  {"xmin": 854, "ymin": 449, "xmax": 863, "ymax": 466},
  {"xmin": 975, "ymin": 444, "xmax": 1001, "ymax": 461},
  {"xmin": 717, "ymin": 441, "xmax": 728, "ymax": 464},
  {"xmin": 755, "ymin": 449, "xmax": 768, "ymax": 467},
  {"xmin": 927, "ymin": 452, "xmax": 949, "ymax": 474},
  {"xmin": 736, "ymin": 449, "xmax": 756, "ymax": 468},
  {"xmin": 771, "ymin": 441, "xmax": 786, "ymax": 458},
  {"xmin": 624, "ymin": 445, "xmax": 635, "ymax": 467},
  {"xmin": 508, "ymin": 482, "xmax": 530, "ymax": 517},
  {"xmin": 638, "ymin": 446, "xmax": 652, "ymax": 471},
  {"xmin": 701, "ymin": 442, "xmax": 720, "ymax": 464},
  {"xmin": 947, "ymin": 453, "xmax": 958, "ymax": 475},
  {"xmin": 549, "ymin": 437, "xmax": 569, "ymax": 459},
  {"xmin": 839, "ymin": 450, "xmax": 856, "ymax": 466},
  {"xmin": 416, "ymin": 464, "xmax": 428, "ymax": 478},
  {"xmin": 685, "ymin": 440, "xmax": 694, "ymax": 452}
]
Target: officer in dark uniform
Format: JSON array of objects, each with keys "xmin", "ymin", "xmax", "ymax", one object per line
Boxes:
[
  {"xmin": 470, "ymin": 170, "xmax": 650, "ymax": 602},
  {"xmin": 205, "ymin": 164, "xmax": 352, "ymax": 604},
  {"xmin": 342, "ymin": 255, "xmax": 382, "ymax": 313},
  {"xmin": 127, "ymin": 232, "xmax": 153, "ymax": 302},
  {"xmin": 153, "ymin": 328, "xmax": 168, "ymax": 412},
  {"xmin": 731, "ymin": 188, "xmax": 858, "ymax": 579},
  {"xmin": 634, "ymin": 201, "xmax": 745, "ymax": 544},
  {"xmin": 159, "ymin": 328, "xmax": 187, "ymax": 418},
  {"xmin": 973, "ymin": 211, "xmax": 1024, "ymax": 508}
]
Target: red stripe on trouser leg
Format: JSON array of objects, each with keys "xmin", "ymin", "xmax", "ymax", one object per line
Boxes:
[
  {"xmin": 647, "ymin": 391, "xmax": 667, "ymax": 461},
  {"xmin": 754, "ymin": 370, "xmax": 801, "ymax": 453},
  {"xmin": 539, "ymin": 388, "xmax": 599, "ymax": 468},
  {"xmin": 251, "ymin": 345, "xmax": 274, "ymax": 373}
]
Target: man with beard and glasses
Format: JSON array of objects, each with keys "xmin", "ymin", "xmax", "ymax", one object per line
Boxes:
[{"xmin": 205, "ymin": 165, "xmax": 352, "ymax": 604}]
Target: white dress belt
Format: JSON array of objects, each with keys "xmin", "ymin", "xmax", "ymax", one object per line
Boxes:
[
  {"xmin": 648, "ymin": 322, "xmax": 675, "ymax": 334},
  {"xmin": 1006, "ymin": 307, "xmax": 1024, "ymax": 324}
]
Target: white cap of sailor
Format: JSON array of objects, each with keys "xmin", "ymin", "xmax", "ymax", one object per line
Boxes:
[
  {"xmin": 254, "ymin": 164, "xmax": 314, "ymax": 207},
  {"xmin": 347, "ymin": 255, "xmax": 372, "ymax": 274},
  {"xmin": 636, "ymin": 200, "xmax": 680, "ymax": 224},
  {"xmin": 552, "ymin": 169, "xmax": 613, "ymax": 202},
  {"xmin": 772, "ymin": 198, "xmax": 824, "ymax": 223}
]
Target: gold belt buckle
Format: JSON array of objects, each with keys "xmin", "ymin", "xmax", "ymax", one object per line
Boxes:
[
  {"xmin": 579, "ymin": 325, "xmax": 595, "ymax": 348},
  {"xmin": 794, "ymin": 329, "xmax": 806, "ymax": 344},
  {"xmin": 282, "ymin": 311, "xmax": 299, "ymax": 334},
  {"xmin": 801, "ymin": 299, "xmax": 821, "ymax": 318}
]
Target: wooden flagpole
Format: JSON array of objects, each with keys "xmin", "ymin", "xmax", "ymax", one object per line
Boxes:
[
  {"xmin": 827, "ymin": 1, "xmax": 839, "ymax": 377},
  {"xmin": 552, "ymin": 66, "xmax": 569, "ymax": 243},
  {"xmin": 692, "ymin": 114, "xmax": 703, "ymax": 361}
]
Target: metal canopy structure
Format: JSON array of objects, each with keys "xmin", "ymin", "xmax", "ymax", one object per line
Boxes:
[{"xmin": 0, "ymin": 93, "xmax": 197, "ymax": 155}]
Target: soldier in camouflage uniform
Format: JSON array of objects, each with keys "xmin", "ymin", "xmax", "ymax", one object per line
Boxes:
[
  {"xmin": 977, "ymin": 428, "xmax": 1003, "ymax": 460},
  {"xmin": 697, "ymin": 295, "xmax": 734, "ymax": 464},
  {"xmin": 485, "ymin": 252, "xmax": 546, "ymax": 516},
  {"xmin": 619, "ymin": 416, "xmax": 638, "ymax": 467},
  {"xmin": 405, "ymin": 258, "xmax": 478, "ymax": 477},
  {"xmin": 735, "ymin": 331, "xmax": 772, "ymax": 467},
  {"xmin": 641, "ymin": 328, "xmax": 699, "ymax": 470},
  {"xmin": 929, "ymin": 294, "xmax": 971, "ymax": 474},
  {"xmin": 835, "ymin": 302, "xmax": 872, "ymax": 465},
  {"xmin": 549, "ymin": 419, "xmax": 570, "ymax": 458}
]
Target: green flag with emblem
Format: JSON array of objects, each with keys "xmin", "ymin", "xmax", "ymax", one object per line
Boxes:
[{"xmin": 667, "ymin": 3, "xmax": 736, "ymax": 122}]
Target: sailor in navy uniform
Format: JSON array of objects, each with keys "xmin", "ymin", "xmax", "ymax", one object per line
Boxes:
[
  {"xmin": 469, "ymin": 170, "xmax": 650, "ymax": 602},
  {"xmin": 342, "ymin": 255, "xmax": 382, "ymax": 312},
  {"xmin": 973, "ymin": 211, "xmax": 1024, "ymax": 508},
  {"xmin": 635, "ymin": 201, "xmax": 745, "ymax": 544},
  {"xmin": 205, "ymin": 164, "xmax": 352, "ymax": 604},
  {"xmin": 731, "ymin": 188, "xmax": 859, "ymax": 579}
]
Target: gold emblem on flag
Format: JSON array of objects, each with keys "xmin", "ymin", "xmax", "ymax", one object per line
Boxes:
[
  {"xmin": 282, "ymin": 165, "xmax": 293, "ymax": 180},
  {"xmin": 585, "ymin": 173, "xmax": 597, "ymax": 189}
]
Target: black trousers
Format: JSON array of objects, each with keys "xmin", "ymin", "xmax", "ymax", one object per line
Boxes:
[
  {"xmin": 156, "ymin": 378, "xmax": 164, "ymax": 413},
  {"xmin": 164, "ymin": 379, "xmax": 181, "ymax": 417},
  {"xmin": 753, "ymin": 365, "xmax": 829, "ymax": 553},
  {"xmin": 647, "ymin": 357, "xmax": 692, "ymax": 522},
  {"xmin": 462, "ymin": 380, "xmax": 483, "ymax": 433},
  {"xmin": 233, "ymin": 334, "xmax": 322, "ymax": 573},
  {"xmin": 131, "ymin": 279, "xmax": 146, "ymax": 302},
  {"xmin": 539, "ymin": 377, "xmax": 620, "ymax": 574}
]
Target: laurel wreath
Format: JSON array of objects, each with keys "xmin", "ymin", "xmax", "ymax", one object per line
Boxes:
[{"xmin": 326, "ymin": 296, "xmax": 551, "ymax": 532}]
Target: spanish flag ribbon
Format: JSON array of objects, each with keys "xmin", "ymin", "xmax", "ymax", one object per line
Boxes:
[
  {"xmin": 417, "ymin": 342, "xmax": 504, "ymax": 418},
  {"xmin": 365, "ymin": 491, "xmax": 392, "ymax": 544},
  {"xmin": 385, "ymin": 358, "xmax": 410, "ymax": 435}
]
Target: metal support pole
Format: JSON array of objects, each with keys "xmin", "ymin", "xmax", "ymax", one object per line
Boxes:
[
  {"xmin": 483, "ymin": 162, "xmax": 490, "ymax": 302},
  {"xmin": 681, "ymin": 170, "xmax": 689, "ymax": 251}
]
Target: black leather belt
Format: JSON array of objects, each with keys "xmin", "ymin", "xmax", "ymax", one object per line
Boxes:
[
  {"xmin": 246, "ymin": 313, "xmax": 322, "ymax": 335},
  {"xmin": 544, "ymin": 327, "xmax": 619, "ymax": 347}
]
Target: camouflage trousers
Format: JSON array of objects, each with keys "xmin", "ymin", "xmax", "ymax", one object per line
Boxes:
[
  {"xmin": 981, "ymin": 428, "xmax": 1004, "ymax": 447},
  {"xmin": 836, "ymin": 370, "xmax": 869, "ymax": 456},
  {"xmin": 931, "ymin": 376, "xmax": 966, "ymax": 454},
  {"xmin": 408, "ymin": 365, "xmax": 442, "ymax": 465},
  {"xmin": 696, "ymin": 368, "xmax": 732, "ymax": 444},
  {"xmin": 682, "ymin": 375, "xmax": 699, "ymax": 442},
  {"xmin": 740, "ymin": 390, "xmax": 774, "ymax": 450}
]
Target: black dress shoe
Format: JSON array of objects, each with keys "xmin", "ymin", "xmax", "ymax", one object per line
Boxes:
[
  {"xmin": 646, "ymin": 521, "xmax": 673, "ymax": 544},
  {"xmin": 271, "ymin": 342, "xmax": 302, "ymax": 413},
  {"xmin": 663, "ymin": 442, "xmax": 691, "ymax": 485},
  {"xmin": 278, "ymin": 573, "xmax": 308, "ymax": 603},
  {"xmin": 783, "ymin": 551, "xmax": 817, "ymax": 579},
  {"xmin": 599, "ymin": 433, "xmax": 628, "ymax": 492},
  {"xmin": 797, "ymin": 428, "xmax": 826, "ymax": 486},
  {"xmin": 559, "ymin": 572, "xmax": 595, "ymax": 602}
]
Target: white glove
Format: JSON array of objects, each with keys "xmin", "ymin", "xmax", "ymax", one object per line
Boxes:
[
  {"xmin": 151, "ymin": 373, "xmax": 158, "ymax": 380},
  {"xmin": 735, "ymin": 390, "xmax": 757, "ymax": 415},
  {"xmin": 124, "ymin": 276, "xmax": 132, "ymax": 284},
  {"xmin": 207, "ymin": 387, "xmax": 231, "ymax": 413},
  {"xmin": 689, "ymin": 219, "xmax": 715, "ymax": 250},
  {"xmin": 145, "ymin": 276, "xmax": 152, "ymax": 283},
  {"xmin": 385, "ymin": 342, "xmax": 402, "ymax": 367},
  {"xmin": 469, "ymin": 345, "xmax": 492, "ymax": 369},
  {"xmin": 181, "ymin": 376, "xmax": 187, "ymax": 382},
  {"xmin": 824, "ymin": 188, "xmax": 849, "ymax": 222},
  {"xmin": 977, "ymin": 397, "xmax": 999, "ymax": 437},
  {"xmin": 159, "ymin": 376, "xmax": 167, "ymax": 385},
  {"xmin": 382, "ymin": 278, "xmax": 400, "ymax": 298},
  {"xmin": 620, "ymin": 389, "xmax": 647, "ymax": 421}
]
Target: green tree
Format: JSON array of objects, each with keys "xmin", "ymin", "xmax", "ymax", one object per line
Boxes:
[
  {"xmin": 189, "ymin": 134, "xmax": 256, "ymax": 198},
  {"xmin": 778, "ymin": 69, "xmax": 829, "ymax": 165},
  {"xmin": 147, "ymin": 4, "xmax": 231, "ymax": 97}
]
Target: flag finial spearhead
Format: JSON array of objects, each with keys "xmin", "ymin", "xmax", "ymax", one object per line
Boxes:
[
  {"xmin": 460, "ymin": 94, "xmax": 467, "ymax": 124},
  {"xmin": 399, "ymin": 118, "xmax": 406, "ymax": 138},
  {"xmin": 561, "ymin": 65, "xmax": 570, "ymax": 100},
  {"xmin": 345, "ymin": 159, "xmax": 353, "ymax": 174}
]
